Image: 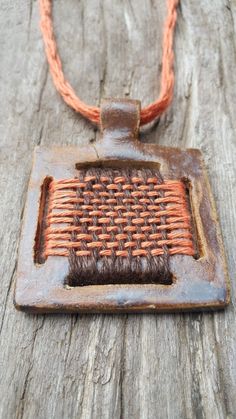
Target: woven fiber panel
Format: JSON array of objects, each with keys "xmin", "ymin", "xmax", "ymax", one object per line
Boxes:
[{"xmin": 44, "ymin": 168, "xmax": 194, "ymax": 285}]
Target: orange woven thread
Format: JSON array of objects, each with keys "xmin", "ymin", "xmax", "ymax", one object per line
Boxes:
[
  {"xmin": 44, "ymin": 175, "xmax": 194, "ymax": 258},
  {"xmin": 39, "ymin": 0, "xmax": 179, "ymax": 125}
]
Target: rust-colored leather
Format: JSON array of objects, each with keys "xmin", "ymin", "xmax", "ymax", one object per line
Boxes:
[
  {"xmin": 100, "ymin": 98, "xmax": 141, "ymax": 145},
  {"xmin": 15, "ymin": 142, "xmax": 230, "ymax": 313},
  {"xmin": 15, "ymin": 102, "xmax": 230, "ymax": 312}
]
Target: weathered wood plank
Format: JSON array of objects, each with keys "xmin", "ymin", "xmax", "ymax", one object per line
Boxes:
[{"xmin": 0, "ymin": 0, "xmax": 236, "ymax": 418}]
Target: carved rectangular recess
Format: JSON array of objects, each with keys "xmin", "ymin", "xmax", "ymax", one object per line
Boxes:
[
  {"xmin": 15, "ymin": 145, "xmax": 230, "ymax": 313},
  {"xmin": 34, "ymin": 168, "xmax": 196, "ymax": 287}
]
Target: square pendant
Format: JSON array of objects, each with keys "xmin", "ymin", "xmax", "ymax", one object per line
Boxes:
[{"xmin": 15, "ymin": 143, "xmax": 230, "ymax": 313}]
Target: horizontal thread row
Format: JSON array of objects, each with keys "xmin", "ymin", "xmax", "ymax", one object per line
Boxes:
[
  {"xmin": 51, "ymin": 188, "xmax": 182, "ymax": 197},
  {"xmin": 51, "ymin": 183, "xmax": 183, "ymax": 192},
  {"xmin": 45, "ymin": 246, "xmax": 194, "ymax": 258},
  {"xmin": 47, "ymin": 206, "xmax": 189, "ymax": 219},
  {"xmin": 45, "ymin": 238, "xmax": 193, "ymax": 250},
  {"xmin": 45, "ymin": 231, "xmax": 192, "ymax": 241},
  {"xmin": 46, "ymin": 215, "xmax": 190, "ymax": 225},
  {"xmin": 50, "ymin": 198, "xmax": 185, "ymax": 210},
  {"xmin": 45, "ymin": 222, "xmax": 191, "ymax": 234},
  {"xmin": 50, "ymin": 177, "xmax": 181, "ymax": 188}
]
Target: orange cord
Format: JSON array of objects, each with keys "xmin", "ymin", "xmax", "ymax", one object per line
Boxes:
[{"xmin": 39, "ymin": 0, "xmax": 179, "ymax": 125}]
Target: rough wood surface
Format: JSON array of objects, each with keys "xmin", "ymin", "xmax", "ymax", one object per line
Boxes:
[{"xmin": 0, "ymin": 0, "xmax": 236, "ymax": 418}]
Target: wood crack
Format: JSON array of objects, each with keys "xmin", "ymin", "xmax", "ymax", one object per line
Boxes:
[
  {"xmin": 119, "ymin": 315, "xmax": 127, "ymax": 419},
  {"xmin": 37, "ymin": 63, "xmax": 49, "ymax": 113},
  {"xmin": 0, "ymin": 261, "xmax": 17, "ymax": 336},
  {"xmin": 18, "ymin": 318, "xmax": 45, "ymax": 419}
]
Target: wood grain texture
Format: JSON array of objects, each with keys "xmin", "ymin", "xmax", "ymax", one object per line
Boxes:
[{"xmin": 0, "ymin": 0, "xmax": 235, "ymax": 418}]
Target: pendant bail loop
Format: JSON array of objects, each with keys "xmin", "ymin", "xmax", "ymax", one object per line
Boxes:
[{"xmin": 100, "ymin": 98, "xmax": 141, "ymax": 145}]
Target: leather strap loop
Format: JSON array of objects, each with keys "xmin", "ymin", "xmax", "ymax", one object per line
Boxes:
[{"xmin": 100, "ymin": 98, "xmax": 141, "ymax": 144}]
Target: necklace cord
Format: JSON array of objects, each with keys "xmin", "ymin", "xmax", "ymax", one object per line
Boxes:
[{"xmin": 39, "ymin": 0, "xmax": 179, "ymax": 126}]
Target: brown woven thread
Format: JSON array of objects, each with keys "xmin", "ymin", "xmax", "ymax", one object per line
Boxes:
[{"xmin": 44, "ymin": 167, "xmax": 194, "ymax": 285}]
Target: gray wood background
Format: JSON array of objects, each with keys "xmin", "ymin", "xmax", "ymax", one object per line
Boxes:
[{"xmin": 0, "ymin": 0, "xmax": 236, "ymax": 418}]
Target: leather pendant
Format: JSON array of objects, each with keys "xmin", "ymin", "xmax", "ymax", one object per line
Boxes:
[{"xmin": 15, "ymin": 99, "xmax": 230, "ymax": 313}]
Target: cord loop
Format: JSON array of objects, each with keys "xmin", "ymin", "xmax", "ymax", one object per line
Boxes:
[{"xmin": 39, "ymin": 0, "xmax": 179, "ymax": 126}]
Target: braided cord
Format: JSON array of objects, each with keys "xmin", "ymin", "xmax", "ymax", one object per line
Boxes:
[{"xmin": 39, "ymin": 0, "xmax": 179, "ymax": 125}]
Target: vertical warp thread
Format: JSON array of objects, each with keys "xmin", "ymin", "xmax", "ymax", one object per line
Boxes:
[{"xmin": 66, "ymin": 167, "xmax": 173, "ymax": 286}]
